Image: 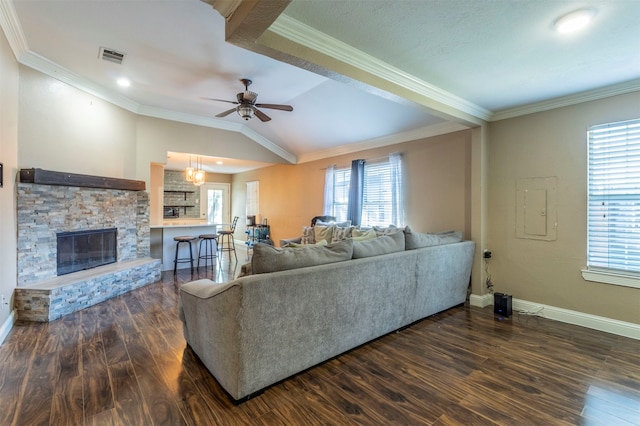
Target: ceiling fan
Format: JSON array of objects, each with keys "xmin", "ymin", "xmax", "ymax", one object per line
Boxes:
[{"xmin": 203, "ymin": 78, "xmax": 293, "ymax": 122}]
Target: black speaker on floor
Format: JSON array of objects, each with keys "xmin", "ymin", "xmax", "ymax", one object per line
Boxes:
[{"xmin": 494, "ymin": 292, "xmax": 512, "ymax": 317}]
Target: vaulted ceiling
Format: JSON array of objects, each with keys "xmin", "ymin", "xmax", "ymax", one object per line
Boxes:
[{"xmin": 3, "ymin": 0, "xmax": 639, "ymax": 172}]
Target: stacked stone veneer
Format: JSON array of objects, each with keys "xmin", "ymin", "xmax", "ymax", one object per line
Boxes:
[
  {"xmin": 15, "ymin": 182, "xmax": 160, "ymax": 322},
  {"xmin": 14, "ymin": 258, "xmax": 161, "ymax": 321},
  {"xmin": 164, "ymin": 169, "xmax": 199, "ymax": 218}
]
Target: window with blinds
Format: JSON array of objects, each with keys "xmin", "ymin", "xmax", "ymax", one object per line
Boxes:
[
  {"xmin": 330, "ymin": 168, "xmax": 351, "ymax": 221},
  {"xmin": 328, "ymin": 159, "xmax": 402, "ymax": 226},
  {"xmin": 587, "ymin": 118, "xmax": 640, "ymax": 274},
  {"xmin": 362, "ymin": 160, "xmax": 394, "ymax": 227}
]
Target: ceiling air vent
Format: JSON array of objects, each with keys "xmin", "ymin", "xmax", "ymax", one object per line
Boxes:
[{"xmin": 99, "ymin": 47, "xmax": 125, "ymax": 65}]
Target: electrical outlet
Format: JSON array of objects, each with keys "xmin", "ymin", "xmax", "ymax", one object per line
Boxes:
[{"xmin": 1, "ymin": 295, "xmax": 5, "ymax": 310}]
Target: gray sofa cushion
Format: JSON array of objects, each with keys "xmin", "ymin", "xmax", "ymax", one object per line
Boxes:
[
  {"xmin": 252, "ymin": 239, "xmax": 353, "ymax": 274},
  {"xmin": 404, "ymin": 226, "xmax": 463, "ymax": 250},
  {"xmin": 352, "ymin": 231, "xmax": 405, "ymax": 259}
]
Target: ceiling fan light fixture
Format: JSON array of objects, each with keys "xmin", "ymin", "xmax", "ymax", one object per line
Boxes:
[
  {"xmin": 237, "ymin": 105, "xmax": 254, "ymax": 120},
  {"xmin": 554, "ymin": 9, "xmax": 595, "ymax": 33}
]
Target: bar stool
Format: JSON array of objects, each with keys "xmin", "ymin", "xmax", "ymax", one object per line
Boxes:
[
  {"xmin": 197, "ymin": 234, "xmax": 219, "ymax": 269},
  {"xmin": 218, "ymin": 216, "xmax": 239, "ymax": 262},
  {"xmin": 173, "ymin": 235, "xmax": 196, "ymax": 275}
]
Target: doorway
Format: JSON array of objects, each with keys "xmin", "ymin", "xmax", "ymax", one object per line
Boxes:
[{"xmin": 200, "ymin": 183, "xmax": 230, "ymax": 225}]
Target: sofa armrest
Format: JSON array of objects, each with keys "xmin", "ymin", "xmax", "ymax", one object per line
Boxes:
[{"xmin": 279, "ymin": 236, "xmax": 302, "ymax": 247}]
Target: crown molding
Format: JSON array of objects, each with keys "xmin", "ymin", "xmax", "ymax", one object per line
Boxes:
[
  {"xmin": 0, "ymin": 0, "xmax": 28, "ymax": 58},
  {"xmin": 20, "ymin": 51, "xmax": 143, "ymax": 112},
  {"xmin": 490, "ymin": 79, "xmax": 640, "ymax": 121},
  {"xmin": 270, "ymin": 15, "xmax": 492, "ymax": 122},
  {"xmin": 297, "ymin": 121, "xmax": 469, "ymax": 164},
  {"xmin": 137, "ymin": 105, "xmax": 243, "ymax": 132},
  {"xmin": 240, "ymin": 127, "xmax": 297, "ymax": 164}
]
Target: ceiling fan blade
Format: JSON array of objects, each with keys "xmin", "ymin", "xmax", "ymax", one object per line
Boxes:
[
  {"xmin": 253, "ymin": 108, "xmax": 271, "ymax": 122},
  {"xmin": 255, "ymin": 103, "xmax": 293, "ymax": 112},
  {"xmin": 215, "ymin": 107, "xmax": 237, "ymax": 118},
  {"xmin": 201, "ymin": 97, "xmax": 238, "ymax": 105}
]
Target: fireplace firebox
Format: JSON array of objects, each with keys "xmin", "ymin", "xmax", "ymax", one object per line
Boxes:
[{"xmin": 57, "ymin": 228, "xmax": 117, "ymax": 276}]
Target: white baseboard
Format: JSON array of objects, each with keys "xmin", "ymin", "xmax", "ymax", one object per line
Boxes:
[
  {"xmin": 469, "ymin": 293, "xmax": 493, "ymax": 308},
  {"xmin": 0, "ymin": 310, "xmax": 16, "ymax": 345},
  {"xmin": 469, "ymin": 293, "xmax": 639, "ymax": 340}
]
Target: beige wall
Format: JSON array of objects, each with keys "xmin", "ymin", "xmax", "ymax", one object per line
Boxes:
[
  {"xmin": 488, "ymin": 91, "xmax": 640, "ymax": 324},
  {"xmin": 0, "ymin": 26, "xmax": 19, "ymax": 333},
  {"xmin": 18, "ymin": 67, "xmax": 138, "ymax": 178},
  {"xmin": 135, "ymin": 116, "xmax": 288, "ymax": 186},
  {"xmin": 231, "ymin": 130, "xmax": 472, "ymax": 245}
]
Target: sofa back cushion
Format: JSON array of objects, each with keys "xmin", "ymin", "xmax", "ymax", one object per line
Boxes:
[
  {"xmin": 403, "ymin": 226, "xmax": 463, "ymax": 250},
  {"xmin": 252, "ymin": 239, "xmax": 354, "ymax": 274},
  {"xmin": 352, "ymin": 231, "xmax": 405, "ymax": 259}
]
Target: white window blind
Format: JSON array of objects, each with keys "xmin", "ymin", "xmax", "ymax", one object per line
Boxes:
[
  {"xmin": 362, "ymin": 160, "xmax": 394, "ymax": 227},
  {"xmin": 328, "ymin": 167, "xmax": 351, "ymax": 221},
  {"xmin": 587, "ymin": 118, "xmax": 640, "ymax": 274}
]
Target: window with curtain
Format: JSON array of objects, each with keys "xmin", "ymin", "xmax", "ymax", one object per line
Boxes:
[
  {"xmin": 587, "ymin": 118, "xmax": 640, "ymax": 277},
  {"xmin": 324, "ymin": 153, "xmax": 405, "ymax": 227}
]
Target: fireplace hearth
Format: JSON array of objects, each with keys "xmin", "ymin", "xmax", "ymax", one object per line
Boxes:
[
  {"xmin": 57, "ymin": 228, "xmax": 117, "ymax": 276},
  {"xmin": 16, "ymin": 169, "xmax": 161, "ymax": 322}
]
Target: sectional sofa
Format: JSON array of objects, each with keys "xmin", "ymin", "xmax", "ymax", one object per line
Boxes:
[{"xmin": 179, "ymin": 228, "xmax": 475, "ymax": 402}]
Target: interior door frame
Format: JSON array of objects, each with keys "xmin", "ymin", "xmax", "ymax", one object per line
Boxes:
[{"xmin": 200, "ymin": 183, "xmax": 230, "ymax": 224}]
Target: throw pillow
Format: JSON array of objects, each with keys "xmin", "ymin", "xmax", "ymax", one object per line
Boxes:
[
  {"xmin": 331, "ymin": 226, "xmax": 354, "ymax": 243},
  {"xmin": 352, "ymin": 231, "xmax": 405, "ymax": 259},
  {"xmin": 316, "ymin": 220, "xmax": 352, "ymax": 228},
  {"xmin": 373, "ymin": 224, "xmax": 403, "ymax": 236},
  {"xmin": 352, "ymin": 228, "xmax": 377, "ymax": 241},
  {"xmin": 314, "ymin": 225, "xmax": 334, "ymax": 244},
  {"xmin": 251, "ymin": 239, "xmax": 354, "ymax": 274},
  {"xmin": 403, "ymin": 225, "xmax": 463, "ymax": 250},
  {"xmin": 301, "ymin": 226, "xmax": 316, "ymax": 245}
]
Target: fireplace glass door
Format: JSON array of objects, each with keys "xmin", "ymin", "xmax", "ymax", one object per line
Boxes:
[{"xmin": 57, "ymin": 228, "xmax": 117, "ymax": 276}]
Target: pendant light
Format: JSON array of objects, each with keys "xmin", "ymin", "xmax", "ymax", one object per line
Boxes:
[
  {"xmin": 185, "ymin": 155, "xmax": 195, "ymax": 182},
  {"xmin": 193, "ymin": 156, "xmax": 205, "ymax": 186}
]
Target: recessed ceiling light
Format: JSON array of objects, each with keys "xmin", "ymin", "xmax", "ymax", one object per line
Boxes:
[
  {"xmin": 216, "ymin": 161, "xmax": 223, "ymax": 165},
  {"xmin": 117, "ymin": 78, "xmax": 130, "ymax": 87},
  {"xmin": 554, "ymin": 9, "xmax": 595, "ymax": 33}
]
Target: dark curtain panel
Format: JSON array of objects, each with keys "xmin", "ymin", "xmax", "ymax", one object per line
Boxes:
[{"xmin": 347, "ymin": 159, "xmax": 365, "ymax": 226}]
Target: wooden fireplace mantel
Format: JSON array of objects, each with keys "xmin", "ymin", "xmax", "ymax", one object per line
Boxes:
[{"xmin": 19, "ymin": 168, "xmax": 145, "ymax": 191}]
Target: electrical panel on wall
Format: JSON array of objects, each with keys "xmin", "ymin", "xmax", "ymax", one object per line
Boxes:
[{"xmin": 516, "ymin": 176, "xmax": 557, "ymax": 241}]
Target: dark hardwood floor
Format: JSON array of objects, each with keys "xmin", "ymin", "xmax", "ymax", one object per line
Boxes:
[{"xmin": 1, "ymin": 251, "xmax": 638, "ymax": 425}]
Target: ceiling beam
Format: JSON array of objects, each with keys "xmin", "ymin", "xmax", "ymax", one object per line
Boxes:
[{"xmin": 212, "ymin": 0, "xmax": 486, "ymax": 129}]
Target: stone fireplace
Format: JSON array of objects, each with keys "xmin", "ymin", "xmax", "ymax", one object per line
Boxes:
[{"xmin": 14, "ymin": 169, "xmax": 161, "ymax": 321}]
